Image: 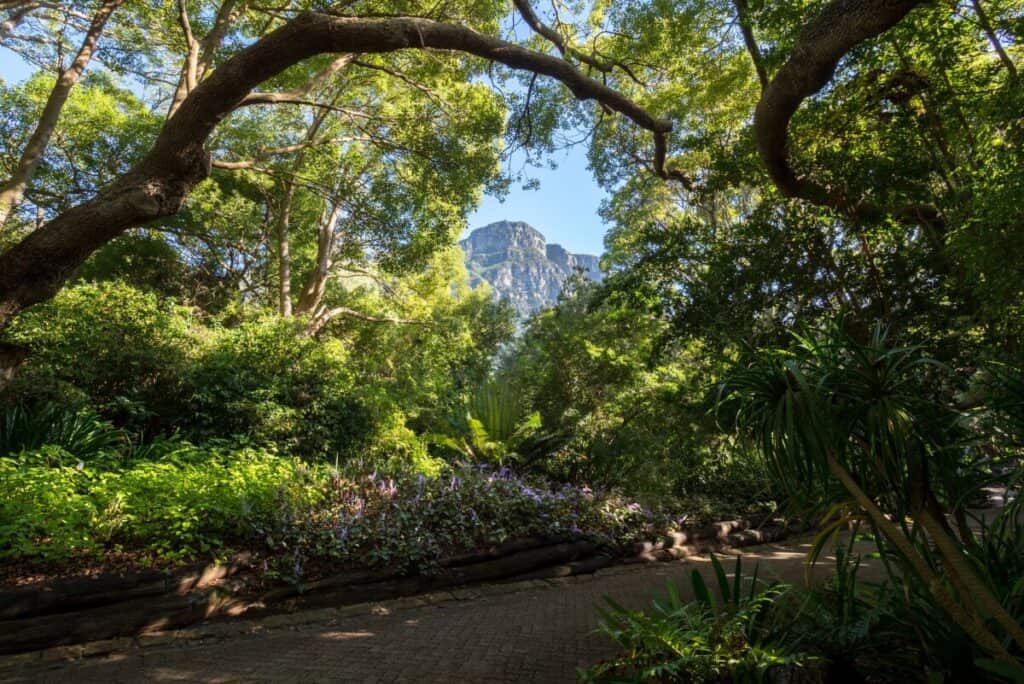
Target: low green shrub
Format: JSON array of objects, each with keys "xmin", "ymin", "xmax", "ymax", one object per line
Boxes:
[
  {"xmin": 581, "ymin": 555, "xmax": 808, "ymax": 683},
  {"xmin": 584, "ymin": 538, "xmax": 1024, "ymax": 683},
  {"xmin": 0, "ymin": 445, "xmax": 323, "ymax": 563},
  {"xmin": 0, "ymin": 448, "xmax": 688, "ymax": 575},
  {"xmin": 0, "ymin": 403, "xmax": 128, "ymax": 461},
  {"xmin": 0, "ymin": 457, "xmax": 103, "ymax": 561},
  {"xmin": 185, "ymin": 318, "xmax": 373, "ymax": 460},
  {"xmin": 3, "ymin": 281, "xmax": 195, "ymax": 431}
]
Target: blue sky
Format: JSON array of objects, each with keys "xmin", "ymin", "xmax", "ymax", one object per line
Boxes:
[
  {"xmin": 1, "ymin": 45, "xmax": 610, "ymax": 256},
  {"xmin": 466, "ymin": 148, "xmax": 608, "ymax": 256}
]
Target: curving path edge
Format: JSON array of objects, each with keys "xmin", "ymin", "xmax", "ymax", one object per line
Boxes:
[{"xmin": 0, "ymin": 533, "xmax": 882, "ymax": 684}]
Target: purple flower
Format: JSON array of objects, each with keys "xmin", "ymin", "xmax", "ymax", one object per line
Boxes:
[
  {"xmin": 519, "ymin": 484, "xmax": 543, "ymax": 503},
  {"xmin": 379, "ymin": 479, "xmax": 398, "ymax": 497}
]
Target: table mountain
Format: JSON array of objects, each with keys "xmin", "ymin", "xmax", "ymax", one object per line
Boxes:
[{"xmin": 460, "ymin": 220, "xmax": 604, "ymax": 316}]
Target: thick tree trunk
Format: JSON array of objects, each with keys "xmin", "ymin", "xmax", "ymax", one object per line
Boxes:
[
  {"xmin": 295, "ymin": 202, "xmax": 342, "ymax": 316},
  {"xmin": 276, "ymin": 182, "xmax": 295, "ymax": 318},
  {"xmin": 0, "ymin": 12, "xmax": 672, "ymax": 332},
  {"xmin": 0, "ymin": 0, "xmax": 123, "ymax": 229},
  {"xmin": 0, "ymin": 341, "xmax": 28, "ymax": 392}
]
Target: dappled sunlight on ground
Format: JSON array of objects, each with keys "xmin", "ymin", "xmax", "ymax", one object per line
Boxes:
[
  {"xmin": 684, "ymin": 533, "xmax": 888, "ymax": 588},
  {"xmin": 4, "ymin": 533, "xmax": 888, "ymax": 683},
  {"xmin": 317, "ymin": 630, "xmax": 376, "ymax": 641}
]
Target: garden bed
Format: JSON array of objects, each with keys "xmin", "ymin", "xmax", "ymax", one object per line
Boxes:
[{"xmin": 0, "ymin": 517, "xmax": 799, "ymax": 655}]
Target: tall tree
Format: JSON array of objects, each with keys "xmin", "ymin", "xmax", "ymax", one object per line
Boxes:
[
  {"xmin": 0, "ymin": 0, "xmax": 123, "ymax": 227},
  {"xmin": 0, "ymin": 9, "xmax": 673, "ymax": 337}
]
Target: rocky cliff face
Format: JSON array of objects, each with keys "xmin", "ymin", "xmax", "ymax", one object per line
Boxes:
[{"xmin": 460, "ymin": 220, "xmax": 604, "ymax": 316}]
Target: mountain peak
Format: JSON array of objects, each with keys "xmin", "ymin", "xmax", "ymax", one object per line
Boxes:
[
  {"xmin": 460, "ymin": 220, "xmax": 603, "ymax": 316},
  {"xmin": 461, "ymin": 220, "xmax": 547, "ymax": 259}
]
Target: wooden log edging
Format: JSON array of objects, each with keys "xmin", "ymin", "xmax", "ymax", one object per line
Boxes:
[
  {"xmin": 627, "ymin": 520, "xmax": 807, "ymax": 563},
  {"xmin": 0, "ymin": 552, "xmax": 253, "ymax": 622},
  {"xmin": 0, "ymin": 519, "xmax": 803, "ymax": 658}
]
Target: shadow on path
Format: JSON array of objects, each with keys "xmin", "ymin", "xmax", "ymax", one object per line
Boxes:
[{"xmin": 3, "ymin": 533, "xmax": 883, "ymax": 684}]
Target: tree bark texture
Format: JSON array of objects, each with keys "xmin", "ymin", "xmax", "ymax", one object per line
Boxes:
[{"xmin": 753, "ymin": 0, "xmax": 925, "ymax": 209}]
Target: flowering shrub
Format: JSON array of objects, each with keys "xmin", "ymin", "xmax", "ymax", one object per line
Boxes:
[
  {"xmin": 0, "ymin": 448, "xmax": 680, "ymax": 577},
  {"xmin": 290, "ymin": 464, "xmax": 667, "ymax": 575}
]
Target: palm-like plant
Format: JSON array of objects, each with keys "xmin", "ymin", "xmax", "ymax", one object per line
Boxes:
[
  {"xmin": 0, "ymin": 403, "xmax": 127, "ymax": 461},
  {"xmin": 468, "ymin": 378, "xmax": 524, "ymax": 445},
  {"xmin": 713, "ymin": 319, "xmax": 1024, "ymax": 670},
  {"xmin": 583, "ymin": 555, "xmax": 806, "ymax": 683},
  {"xmin": 428, "ymin": 378, "xmax": 550, "ymax": 465}
]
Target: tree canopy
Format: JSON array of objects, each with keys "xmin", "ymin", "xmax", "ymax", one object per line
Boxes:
[{"xmin": 2, "ymin": 2, "xmax": 1024, "ymax": 677}]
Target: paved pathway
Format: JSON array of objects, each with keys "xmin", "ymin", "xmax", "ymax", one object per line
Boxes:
[{"xmin": 3, "ymin": 534, "xmax": 882, "ymax": 684}]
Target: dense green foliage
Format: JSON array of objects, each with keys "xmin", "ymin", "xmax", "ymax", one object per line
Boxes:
[
  {"xmin": 713, "ymin": 323, "xmax": 1024, "ymax": 674},
  {"xmin": 585, "ymin": 325, "xmax": 1024, "ymax": 682},
  {"xmin": 1, "ymin": 429, "xmax": 683, "ymax": 577},
  {"xmin": 2, "ymin": 0, "xmax": 1024, "ymax": 679},
  {"xmin": 4, "ymin": 261, "xmax": 507, "ymax": 463},
  {"xmin": 497, "ymin": 280, "xmax": 774, "ymax": 514},
  {"xmin": 583, "ymin": 555, "xmax": 808, "ymax": 683}
]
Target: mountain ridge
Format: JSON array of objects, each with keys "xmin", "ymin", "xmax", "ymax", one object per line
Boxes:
[{"xmin": 460, "ymin": 220, "xmax": 603, "ymax": 316}]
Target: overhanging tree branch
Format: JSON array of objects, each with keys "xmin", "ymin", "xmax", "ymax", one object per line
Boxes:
[
  {"xmin": 0, "ymin": 0, "xmax": 124, "ymax": 229},
  {"xmin": 511, "ymin": 0, "xmax": 685, "ymax": 183},
  {"xmin": 239, "ymin": 53, "xmax": 354, "ymax": 106},
  {"xmin": 306, "ymin": 304, "xmax": 431, "ymax": 337},
  {"xmin": 511, "ymin": 0, "xmax": 644, "ymax": 85},
  {"xmin": 968, "ymin": 0, "xmax": 1017, "ymax": 79},
  {"xmin": 211, "ymin": 135, "xmax": 376, "ymax": 169},
  {"xmin": 0, "ymin": 12, "xmax": 673, "ymax": 330},
  {"xmin": 168, "ymin": 0, "xmax": 246, "ymax": 118},
  {"xmin": 753, "ymin": 0, "xmax": 928, "ymax": 216},
  {"xmin": 733, "ymin": 0, "xmax": 767, "ymax": 91},
  {"xmin": 0, "ymin": 2, "xmax": 36, "ymax": 42}
]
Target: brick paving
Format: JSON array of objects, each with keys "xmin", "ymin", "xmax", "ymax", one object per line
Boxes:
[{"xmin": 1, "ymin": 535, "xmax": 879, "ymax": 683}]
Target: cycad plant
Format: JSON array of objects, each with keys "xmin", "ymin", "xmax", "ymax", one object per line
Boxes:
[
  {"xmin": 468, "ymin": 378, "xmax": 524, "ymax": 445},
  {"xmin": 429, "ymin": 378, "xmax": 546, "ymax": 465},
  {"xmin": 713, "ymin": 319, "xmax": 1024, "ymax": 671}
]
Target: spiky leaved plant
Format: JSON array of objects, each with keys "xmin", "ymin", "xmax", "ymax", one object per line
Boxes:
[{"xmin": 713, "ymin": 318, "xmax": 1024, "ymax": 671}]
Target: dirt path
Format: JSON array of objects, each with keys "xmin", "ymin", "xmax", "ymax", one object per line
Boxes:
[{"xmin": 2, "ymin": 534, "xmax": 882, "ymax": 683}]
